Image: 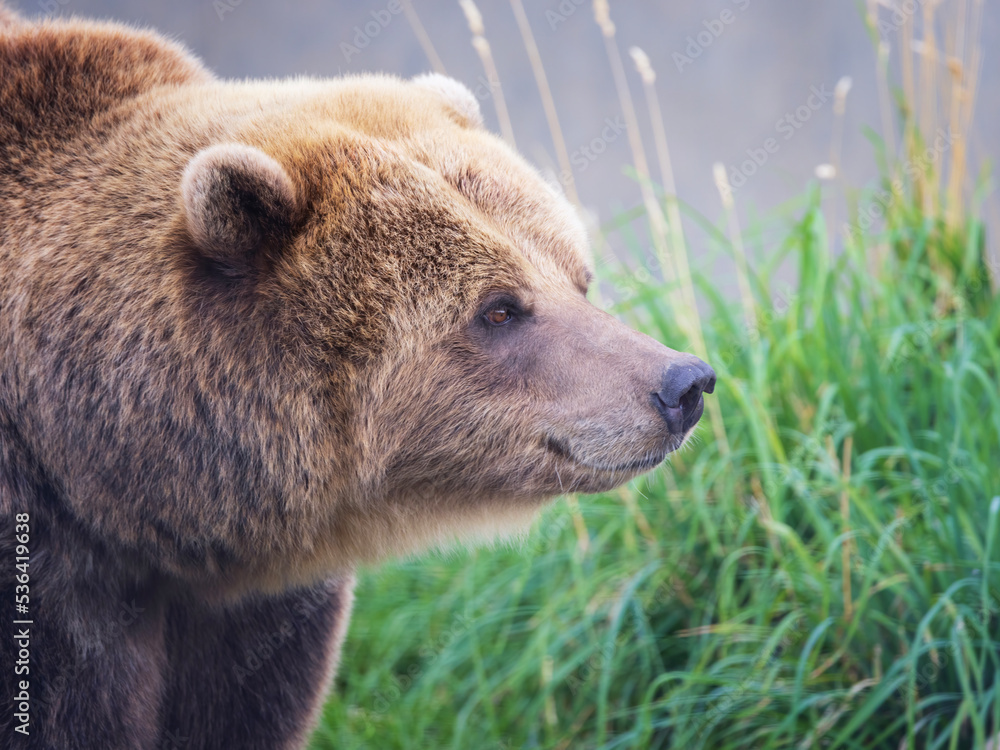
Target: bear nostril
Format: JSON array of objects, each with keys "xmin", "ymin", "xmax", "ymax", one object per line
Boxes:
[
  {"xmin": 652, "ymin": 391, "xmax": 685, "ymax": 434},
  {"xmin": 653, "ymin": 360, "xmax": 716, "ymax": 433},
  {"xmin": 678, "ymin": 382, "xmax": 702, "ymax": 413}
]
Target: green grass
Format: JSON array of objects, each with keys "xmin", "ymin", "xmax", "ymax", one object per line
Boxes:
[{"xmin": 307, "ymin": 178, "xmax": 1000, "ymax": 749}]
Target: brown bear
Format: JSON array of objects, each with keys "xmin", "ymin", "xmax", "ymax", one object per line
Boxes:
[{"xmin": 0, "ymin": 5, "xmax": 715, "ymax": 749}]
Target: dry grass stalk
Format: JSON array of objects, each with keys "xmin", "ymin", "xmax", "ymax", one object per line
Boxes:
[
  {"xmin": 919, "ymin": 3, "xmax": 941, "ymax": 216},
  {"xmin": 947, "ymin": 0, "xmax": 983, "ymax": 228},
  {"xmin": 541, "ymin": 655, "xmax": 557, "ymax": 725},
  {"xmin": 616, "ymin": 488, "xmax": 658, "ymax": 547},
  {"xmin": 870, "ymin": 0, "xmax": 982, "ymax": 235},
  {"xmin": 919, "ymin": 3, "xmax": 938, "ymax": 168},
  {"xmin": 901, "ymin": 1, "xmax": 918, "ymax": 203},
  {"xmin": 400, "ymin": 0, "xmax": 447, "ymax": 75},
  {"xmin": 901, "ymin": 2, "xmax": 916, "ymax": 127},
  {"xmin": 839, "ymin": 435, "xmax": 854, "ymax": 622},
  {"xmin": 508, "ymin": 0, "xmax": 580, "ymax": 206},
  {"xmin": 459, "ymin": 0, "xmax": 517, "ymax": 149},
  {"xmin": 564, "ymin": 494, "xmax": 590, "ymax": 557},
  {"xmin": 630, "ymin": 46, "xmax": 703, "ymax": 360},
  {"xmin": 961, "ymin": 0, "xmax": 983, "ymax": 156},
  {"xmin": 589, "ymin": 10, "xmax": 670, "ymax": 303},
  {"xmin": 830, "ymin": 76, "xmax": 853, "ymax": 179},
  {"xmin": 941, "ymin": 0, "xmax": 964, "ymax": 225},
  {"xmin": 865, "ymin": 3, "xmax": 897, "ymax": 153},
  {"xmin": 592, "ymin": 0, "xmax": 729, "ymax": 454},
  {"xmin": 945, "ymin": 54, "xmax": 966, "ymax": 228},
  {"xmin": 828, "ymin": 76, "xmax": 853, "ymax": 247},
  {"xmin": 876, "ymin": 41, "xmax": 897, "ymax": 161},
  {"xmin": 713, "ymin": 164, "xmax": 757, "ymax": 337},
  {"xmin": 750, "ymin": 474, "xmax": 780, "ymax": 556},
  {"xmin": 590, "ymin": 7, "xmax": 674, "ymax": 292},
  {"xmin": 873, "ymin": 643, "xmax": 883, "ymax": 684}
]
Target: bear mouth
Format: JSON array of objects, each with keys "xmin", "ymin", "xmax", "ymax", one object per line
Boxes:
[{"xmin": 543, "ymin": 435, "xmax": 674, "ymax": 475}]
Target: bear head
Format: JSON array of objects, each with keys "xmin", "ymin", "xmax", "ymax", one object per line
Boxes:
[{"xmin": 13, "ymin": 70, "xmax": 714, "ymax": 592}]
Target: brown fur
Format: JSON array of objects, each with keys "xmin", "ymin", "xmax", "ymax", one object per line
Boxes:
[{"xmin": 0, "ymin": 7, "xmax": 713, "ymax": 748}]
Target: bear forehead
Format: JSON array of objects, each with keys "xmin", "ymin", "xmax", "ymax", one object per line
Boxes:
[{"xmin": 230, "ymin": 76, "xmax": 594, "ymax": 294}]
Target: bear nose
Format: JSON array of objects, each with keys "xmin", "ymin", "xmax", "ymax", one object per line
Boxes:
[{"xmin": 652, "ymin": 358, "xmax": 716, "ymax": 434}]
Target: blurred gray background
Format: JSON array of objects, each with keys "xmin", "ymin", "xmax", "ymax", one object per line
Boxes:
[{"xmin": 10, "ymin": 0, "xmax": 998, "ymax": 283}]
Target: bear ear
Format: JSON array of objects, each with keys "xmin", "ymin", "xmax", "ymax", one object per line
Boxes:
[
  {"xmin": 412, "ymin": 73, "xmax": 484, "ymax": 128},
  {"xmin": 181, "ymin": 144, "xmax": 300, "ymax": 274}
]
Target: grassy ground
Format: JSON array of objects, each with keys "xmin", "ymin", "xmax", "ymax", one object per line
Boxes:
[
  {"xmin": 308, "ymin": 4, "xmax": 997, "ymax": 748},
  {"xmin": 307, "ymin": 183, "xmax": 999, "ymax": 748}
]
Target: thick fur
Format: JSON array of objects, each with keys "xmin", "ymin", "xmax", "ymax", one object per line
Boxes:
[{"xmin": 0, "ymin": 5, "xmax": 711, "ymax": 749}]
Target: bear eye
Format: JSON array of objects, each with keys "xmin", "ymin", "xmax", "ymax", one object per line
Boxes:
[{"xmin": 485, "ymin": 306, "xmax": 513, "ymax": 326}]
